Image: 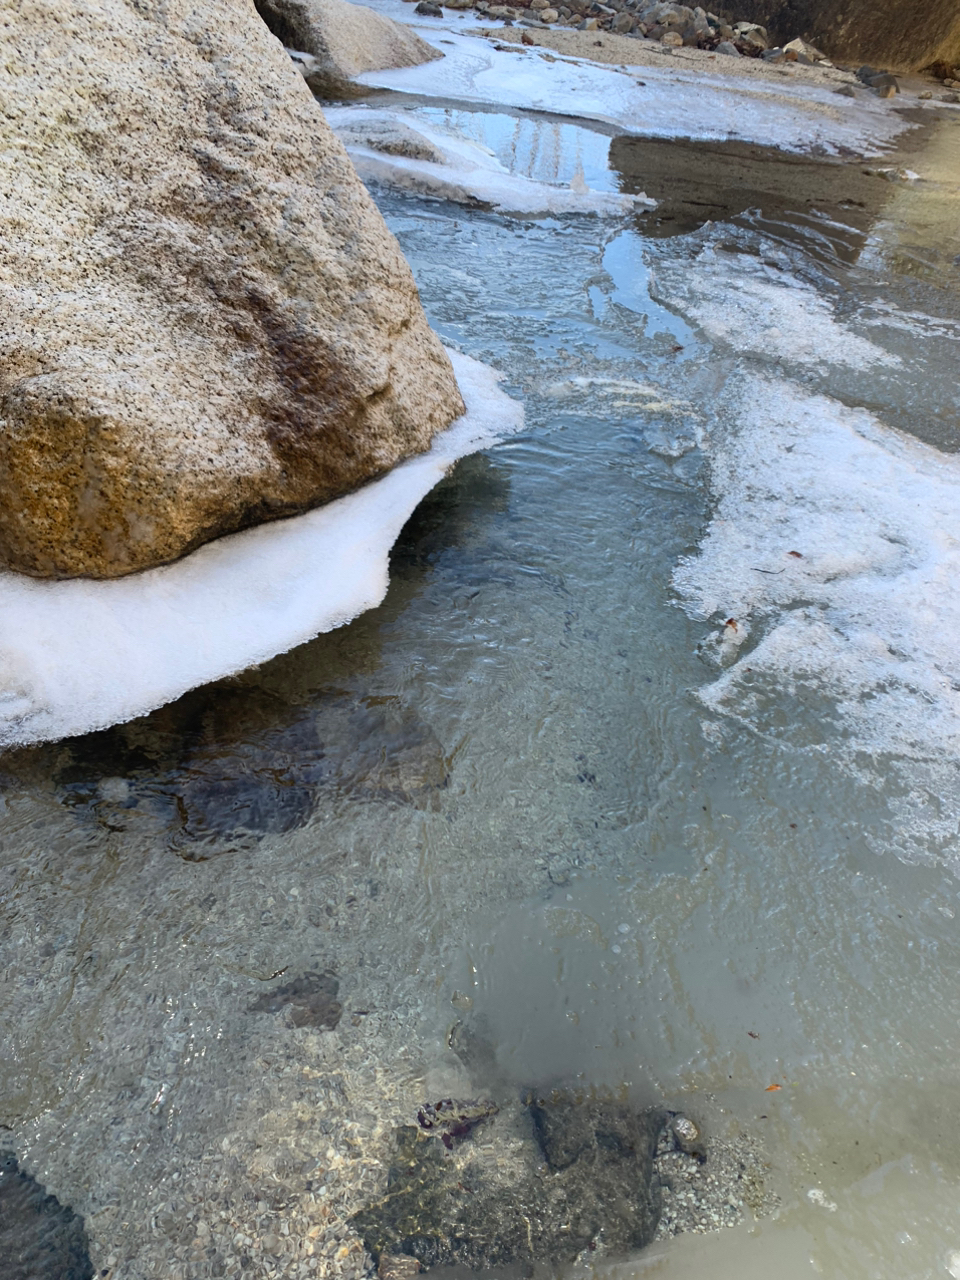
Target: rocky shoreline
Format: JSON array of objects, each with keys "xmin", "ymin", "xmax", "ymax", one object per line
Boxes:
[
  {"xmin": 402, "ymin": 0, "xmax": 960, "ymax": 101},
  {"xmin": 407, "ymin": 0, "xmax": 960, "ymax": 91}
]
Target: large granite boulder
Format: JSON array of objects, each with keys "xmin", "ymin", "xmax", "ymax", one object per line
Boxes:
[
  {"xmin": 0, "ymin": 0, "xmax": 463, "ymax": 580},
  {"xmin": 255, "ymin": 0, "xmax": 443, "ymax": 97}
]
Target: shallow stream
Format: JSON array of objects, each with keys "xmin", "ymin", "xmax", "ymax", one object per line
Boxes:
[{"xmin": 2, "ymin": 58, "xmax": 960, "ymax": 1280}]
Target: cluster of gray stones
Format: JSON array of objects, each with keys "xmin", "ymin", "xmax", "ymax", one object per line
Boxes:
[
  {"xmin": 408, "ymin": 0, "xmax": 960, "ymax": 99},
  {"xmin": 412, "ymin": 0, "xmax": 826, "ymax": 62},
  {"xmin": 916, "ymin": 62, "xmax": 960, "ymax": 103}
]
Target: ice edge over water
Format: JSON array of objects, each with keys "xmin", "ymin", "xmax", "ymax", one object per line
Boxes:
[
  {"xmin": 674, "ymin": 374, "xmax": 960, "ymax": 863},
  {"xmin": 651, "ymin": 247, "xmax": 901, "ymax": 370},
  {"xmin": 0, "ymin": 351, "xmax": 522, "ymax": 749},
  {"xmin": 325, "ymin": 105, "xmax": 653, "ymax": 216}
]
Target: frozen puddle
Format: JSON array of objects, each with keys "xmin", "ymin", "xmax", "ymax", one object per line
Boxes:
[
  {"xmin": 410, "ymin": 102, "xmax": 620, "ymax": 191},
  {"xmin": 644, "ymin": 216, "xmax": 960, "ymax": 865},
  {"xmin": 354, "ymin": 26, "xmax": 910, "ymax": 156},
  {"xmin": 0, "ymin": 351, "xmax": 522, "ymax": 748},
  {"xmin": 325, "ymin": 103, "xmax": 651, "ymax": 214}
]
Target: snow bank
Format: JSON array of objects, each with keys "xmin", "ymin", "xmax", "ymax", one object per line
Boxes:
[
  {"xmin": 0, "ymin": 351, "xmax": 522, "ymax": 748},
  {"xmin": 674, "ymin": 373, "xmax": 960, "ymax": 860},
  {"xmin": 354, "ymin": 29, "xmax": 908, "ymax": 157},
  {"xmin": 325, "ymin": 104, "xmax": 652, "ymax": 214}
]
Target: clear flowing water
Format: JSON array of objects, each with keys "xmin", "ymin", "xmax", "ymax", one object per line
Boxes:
[{"xmin": 2, "ymin": 102, "xmax": 960, "ymax": 1280}]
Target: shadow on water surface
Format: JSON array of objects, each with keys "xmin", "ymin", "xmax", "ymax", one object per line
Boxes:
[{"xmin": 0, "ymin": 1151, "xmax": 93, "ymax": 1280}]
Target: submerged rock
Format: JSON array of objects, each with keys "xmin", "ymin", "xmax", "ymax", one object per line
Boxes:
[
  {"xmin": 378, "ymin": 1257, "xmax": 421, "ymax": 1279},
  {"xmin": 0, "ymin": 0, "xmax": 463, "ymax": 580},
  {"xmin": 170, "ymin": 693, "xmax": 449, "ymax": 846},
  {"xmin": 667, "ymin": 1112, "xmax": 707, "ymax": 1160},
  {"xmin": 329, "ymin": 116, "xmax": 448, "ymax": 165},
  {"xmin": 416, "ymin": 1098, "xmax": 499, "ymax": 1148},
  {"xmin": 44, "ymin": 684, "xmax": 449, "ymax": 849},
  {"xmin": 0, "ymin": 1151, "xmax": 93, "ymax": 1280},
  {"xmin": 257, "ymin": 0, "xmax": 441, "ymax": 97},
  {"xmin": 248, "ymin": 971, "xmax": 343, "ymax": 1028},
  {"xmin": 352, "ymin": 1090, "xmax": 664, "ymax": 1269}
]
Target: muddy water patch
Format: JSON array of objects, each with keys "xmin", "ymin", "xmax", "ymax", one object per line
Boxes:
[
  {"xmin": 859, "ymin": 109, "xmax": 960, "ymax": 289},
  {"xmin": 610, "ymin": 134, "xmax": 896, "ymax": 262}
]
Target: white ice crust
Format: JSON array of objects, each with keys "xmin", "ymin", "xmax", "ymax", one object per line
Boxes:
[
  {"xmin": 354, "ymin": 26, "xmax": 908, "ymax": 157},
  {"xmin": 0, "ymin": 351, "xmax": 523, "ymax": 748},
  {"xmin": 657, "ymin": 231, "xmax": 960, "ymax": 860},
  {"xmin": 325, "ymin": 104, "xmax": 653, "ymax": 214},
  {"xmin": 650, "ymin": 247, "xmax": 900, "ymax": 370},
  {"xmin": 674, "ymin": 374, "xmax": 960, "ymax": 860}
]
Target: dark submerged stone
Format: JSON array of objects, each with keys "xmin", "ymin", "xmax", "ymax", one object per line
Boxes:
[
  {"xmin": 28, "ymin": 684, "xmax": 447, "ymax": 854},
  {"xmin": 416, "ymin": 1098, "xmax": 499, "ymax": 1149},
  {"xmin": 247, "ymin": 971, "xmax": 343, "ymax": 1029},
  {"xmin": 352, "ymin": 1090, "xmax": 664, "ymax": 1271}
]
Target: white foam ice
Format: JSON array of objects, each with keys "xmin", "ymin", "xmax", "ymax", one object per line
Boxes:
[
  {"xmin": 650, "ymin": 246, "xmax": 899, "ymax": 370},
  {"xmin": 673, "ymin": 372, "xmax": 960, "ymax": 862},
  {"xmin": 544, "ymin": 376, "xmax": 699, "ymax": 459},
  {"xmin": 543, "ymin": 374, "xmax": 690, "ymax": 416},
  {"xmin": 353, "ymin": 26, "xmax": 908, "ymax": 157},
  {"xmin": 325, "ymin": 104, "xmax": 651, "ymax": 214},
  {"xmin": 0, "ymin": 351, "xmax": 523, "ymax": 749},
  {"xmin": 860, "ymin": 298, "xmax": 960, "ymax": 342}
]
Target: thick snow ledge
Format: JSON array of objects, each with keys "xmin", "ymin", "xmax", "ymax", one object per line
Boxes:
[{"xmin": 0, "ymin": 351, "xmax": 522, "ymax": 749}]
